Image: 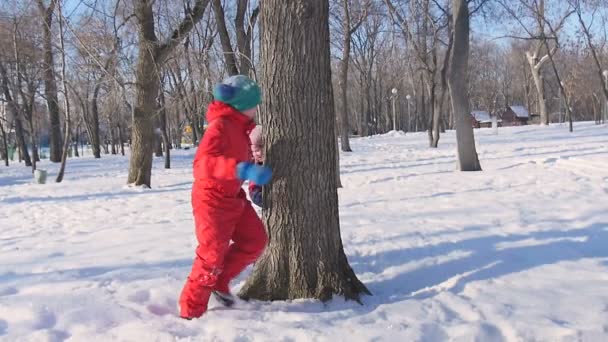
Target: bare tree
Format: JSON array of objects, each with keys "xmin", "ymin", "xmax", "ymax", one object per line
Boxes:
[
  {"xmin": 449, "ymin": 0, "xmax": 481, "ymax": 171},
  {"xmin": 211, "ymin": 0, "xmax": 259, "ymax": 76},
  {"xmin": 499, "ymin": 0, "xmax": 573, "ymax": 125},
  {"xmin": 239, "ymin": 0, "xmax": 370, "ymax": 303},
  {"xmin": 385, "ymin": 0, "xmax": 449, "ymax": 148},
  {"xmin": 572, "ymin": 0, "xmax": 608, "ymax": 124},
  {"xmin": 11, "ymin": 17, "xmax": 42, "ymax": 168},
  {"xmin": 56, "ymin": 1, "xmax": 72, "ymax": 183},
  {"xmin": 36, "ymin": 0, "xmax": 63, "ymax": 162},
  {"xmin": 128, "ymin": 0, "xmax": 210, "ymax": 187},
  {"xmin": 0, "ymin": 58, "xmax": 32, "ymax": 168},
  {"xmin": 335, "ymin": 0, "xmax": 369, "ymax": 152}
]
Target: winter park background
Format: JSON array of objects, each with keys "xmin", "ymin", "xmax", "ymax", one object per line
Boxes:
[
  {"xmin": 2, "ymin": 123, "xmax": 608, "ymax": 341},
  {"xmin": 3, "ymin": 0, "xmax": 608, "ymax": 341}
]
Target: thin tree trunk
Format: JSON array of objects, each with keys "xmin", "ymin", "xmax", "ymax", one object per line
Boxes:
[
  {"xmin": 0, "ymin": 62, "xmax": 30, "ymax": 167},
  {"xmin": 190, "ymin": 116, "xmax": 200, "ymax": 146},
  {"xmin": 574, "ymin": 5, "xmax": 608, "ymax": 115},
  {"xmin": 0, "ymin": 121, "xmax": 8, "ymax": 166},
  {"xmin": 335, "ymin": 121, "xmax": 342, "ymax": 188},
  {"xmin": 73, "ymin": 130, "xmax": 79, "ymax": 157},
  {"xmin": 154, "ymin": 115, "xmax": 163, "ymax": 157},
  {"xmin": 27, "ymin": 117, "xmax": 39, "ymax": 166},
  {"xmin": 15, "ymin": 118, "xmax": 32, "ymax": 167},
  {"xmin": 337, "ymin": 0, "xmax": 356, "ymax": 152},
  {"xmin": 37, "ymin": 0, "xmax": 63, "ymax": 163},
  {"xmin": 56, "ymin": 3, "xmax": 72, "ymax": 183},
  {"xmin": 117, "ymin": 122, "xmax": 125, "ymax": 156},
  {"xmin": 239, "ymin": 0, "xmax": 370, "ymax": 303},
  {"xmin": 110, "ymin": 117, "xmax": 118, "ymax": 155},
  {"xmin": 449, "ymin": 0, "xmax": 481, "ymax": 171},
  {"xmin": 427, "ymin": 81, "xmax": 439, "ymax": 148},
  {"xmin": 211, "ymin": 0, "xmax": 240, "ymax": 75},
  {"xmin": 89, "ymin": 99, "xmax": 102, "ymax": 158},
  {"xmin": 527, "ymin": 52, "xmax": 550, "ymax": 125},
  {"xmin": 540, "ymin": 36, "xmax": 572, "ymax": 131},
  {"xmin": 159, "ymin": 86, "xmax": 171, "ymax": 169}
]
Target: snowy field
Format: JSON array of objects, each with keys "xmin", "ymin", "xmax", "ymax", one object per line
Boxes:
[{"xmin": 1, "ymin": 122, "xmax": 608, "ymax": 342}]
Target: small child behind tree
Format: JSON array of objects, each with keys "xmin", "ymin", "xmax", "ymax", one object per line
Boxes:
[{"xmin": 248, "ymin": 125, "xmax": 264, "ymax": 207}]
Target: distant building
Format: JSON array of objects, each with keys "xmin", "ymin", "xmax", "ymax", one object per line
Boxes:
[
  {"xmin": 471, "ymin": 110, "xmax": 501, "ymax": 128},
  {"xmin": 502, "ymin": 106, "xmax": 529, "ymax": 126}
]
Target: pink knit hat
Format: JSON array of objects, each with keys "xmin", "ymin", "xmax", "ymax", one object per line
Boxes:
[{"xmin": 249, "ymin": 125, "xmax": 262, "ymax": 146}]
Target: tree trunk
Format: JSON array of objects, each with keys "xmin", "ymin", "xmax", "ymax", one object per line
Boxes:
[
  {"xmin": 335, "ymin": 122, "xmax": 342, "ymax": 188},
  {"xmin": 338, "ymin": 0, "xmax": 354, "ymax": 152},
  {"xmin": 527, "ymin": 55, "xmax": 549, "ymax": 125},
  {"xmin": 159, "ymin": 87, "xmax": 171, "ymax": 169},
  {"xmin": 15, "ymin": 118, "xmax": 32, "ymax": 167},
  {"xmin": 27, "ymin": 117, "xmax": 40, "ymax": 165},
  {"xmin": 154, "ymin": 116, "xmax": 163, "ymax": 157},
  {"xmin": 0, "ymin": 121, "xmax": 8, "ymax": 166},
  {"xmin": 540, "ymin": 36, "xmax": 572, "ymax": 132},
  {"xmin": 239, "ymin": 0, "xmax": 370, "ymax": 303},
  {"xmin": 420, "ymin": 72, "xmax": 426, "ymax": 132},
  {"xmin": 73, "ymin": 135, "xmax": 79, "ymax": 157},
  {"xmin": 432, "ymin": 99, "xmax": 441, "ymax": 147},
  {"xmin": 89, "ymin": 99, "xmax": 102, "ymax": 158},
  {"xmin": 212, "ymin": 0, "xmax": 240, "ymax": 75},
  {"xmin": 117, "ymin": 122, "xmax": 125, "ymax": 156},
  {"xmin": 427, "ymin": 81, "xmax": 440, "ymax": 148},
  {"xmin": 190, "ymin": 116, "xmax": 200, "ymax": 146},
  {"xmin": 110, "ymin": 118, "xmax": 118, "ymax": 155},
  {"xmin": 56, "ymin": 1, "xmax": 72, "ymax": 183},
  {"xmin": 37, "ymin": 0, "xmax": 63, "ymax": 163},
  {"xmin": 449, "ymin": 0, "xmax": 481, "ymax": 171},
  {"xmin": 0, "ymin": 61, "xmax": 31, "ymax": 167},
  {"xmin": 128, "ymin": 0, "xmax": 210, "ymax": 187}
]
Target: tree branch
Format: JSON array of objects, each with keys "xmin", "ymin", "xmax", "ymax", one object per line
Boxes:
[{"xmin": 156, "ymin": 0, "xmax": 211, "ymax": 64}]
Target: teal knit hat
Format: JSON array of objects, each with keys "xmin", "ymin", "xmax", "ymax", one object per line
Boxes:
[{"xmin": 212, "ymin": 75, "xmax": 261, "ymax": 112}]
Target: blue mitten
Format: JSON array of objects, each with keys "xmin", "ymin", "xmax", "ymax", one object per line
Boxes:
[{"xmin": 236, "ymin": 162, "xmax": 272, "ymax": 185}]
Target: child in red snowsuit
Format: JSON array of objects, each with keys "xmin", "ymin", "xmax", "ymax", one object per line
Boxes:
[{"xmin": 179, "ymin": 75, "xmax": 271, "ymax": 320}]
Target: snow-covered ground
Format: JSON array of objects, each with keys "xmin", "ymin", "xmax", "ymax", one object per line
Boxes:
[{"xmin": 1, "ymin": 122, "xmax": 608, "ymax": 342}]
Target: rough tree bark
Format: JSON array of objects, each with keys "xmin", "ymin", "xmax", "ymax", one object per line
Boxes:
[
  {"xmin": 238, "ymin": 0, "xmax": 370, "ymax": 303},
  {"xmin": 448, "ymin": 0, "xmax": 481, "ymax": 171},
  {"xmin": 36, "ymin": 0, "xmax": 63, "ymax": 163},
  {"xmin": 128, "ymin": 0, "xmax": 210, "ymax": 187}
]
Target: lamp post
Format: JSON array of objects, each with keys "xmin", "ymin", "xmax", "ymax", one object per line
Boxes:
[{"xmin": 391, "ymin": 88, "xmax": 398, "ymax": 131}]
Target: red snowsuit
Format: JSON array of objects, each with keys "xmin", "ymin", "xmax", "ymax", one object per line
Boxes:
[{"xmin": 179, "ymin": 101, "xmax": 268, "ymax": 319}]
